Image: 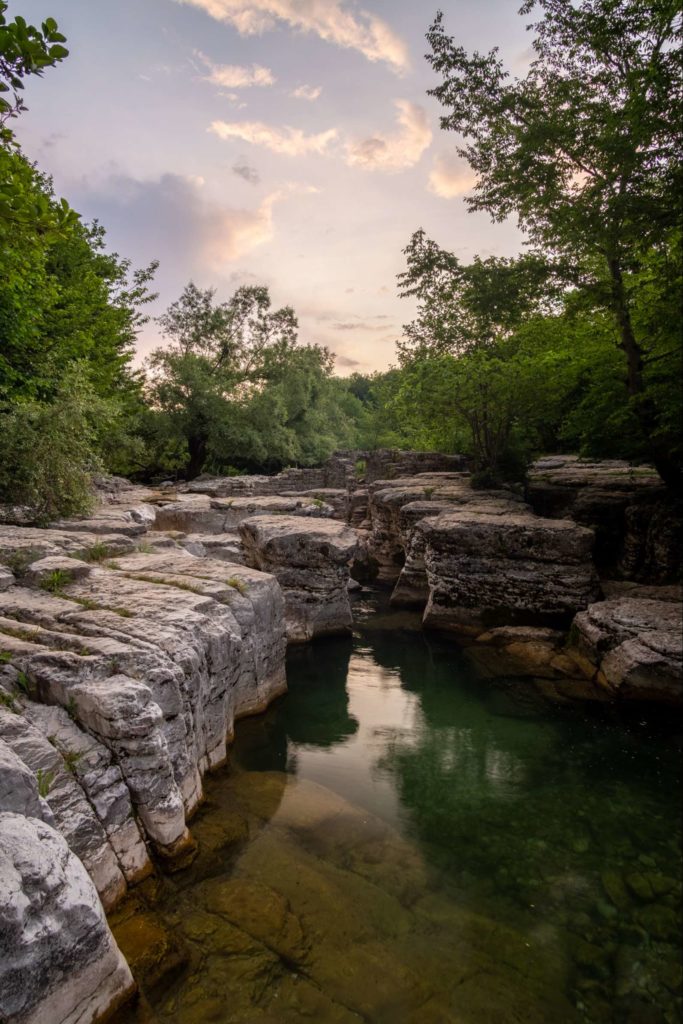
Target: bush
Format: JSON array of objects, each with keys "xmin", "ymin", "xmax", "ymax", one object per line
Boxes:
[{"xmin": 0, "ymin": 366, "xmax": 105, "ymax": 523}]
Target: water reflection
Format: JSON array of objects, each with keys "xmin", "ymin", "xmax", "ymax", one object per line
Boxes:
[{"xmin": 114, "ymin": 591, "xmax": 681, "ymax": 1024}]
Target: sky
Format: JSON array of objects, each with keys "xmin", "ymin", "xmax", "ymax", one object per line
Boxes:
[{"xmin": 16, "ymin": 0, "xmax": 532, "ymax": 375}]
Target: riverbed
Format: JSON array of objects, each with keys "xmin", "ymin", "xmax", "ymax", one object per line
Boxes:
[{"xmin": 112, "ymin": 591, "xmax": 682, "ymax": 1024}]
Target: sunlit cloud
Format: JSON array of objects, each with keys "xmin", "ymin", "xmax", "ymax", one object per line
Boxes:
[
  {"xmin": 173, "ymin": 0, "xmax": 410, "ymax": 73},
  {"xmin": 428, "ymin": 153, "xmax": 477, "ymax": 198},
  {"xmin": 345, "ymin": 100, "xmax": 431, "ymax": 173},
  {"xmin": 291, "ymin": 84, "xmax": 322, "ymax": 101},
  {"xmin": 210, "ymin": 118, "xmax": 337, "ymax": 156},
  {"xmin": 196, "ymin": 50, "xmax": 275, "ymax": 87}
]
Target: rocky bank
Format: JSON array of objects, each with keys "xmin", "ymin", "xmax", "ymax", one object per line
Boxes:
[{"xmin": 0, "ymin": 450, "xmax": 680, "ymax": 1023}]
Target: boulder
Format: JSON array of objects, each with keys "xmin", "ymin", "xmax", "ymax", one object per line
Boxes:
[
  {"xmin": 571, "ymin": 598, "xmax": 683, "ymax": 703},
  {"xmin": 421, "ymin": 509, "xmax": 601, "ymax": 634},
  {"xmin": 239, "ymin": 516, "xmax": 358, "ymax": 642},
  {"xmin": 0, "ymin": 812, "xmax": 135, "ymax": 1024}
]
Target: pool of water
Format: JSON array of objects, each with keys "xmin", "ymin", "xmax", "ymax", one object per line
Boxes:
[{"xmin": 112, "ymin": 592, "xmax": 682, "ymax": 1024}]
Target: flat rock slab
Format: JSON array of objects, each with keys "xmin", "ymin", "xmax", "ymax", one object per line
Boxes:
[
  {"xmin": 572, "ymin": 598, "xmax": 683, "ymax": 703},
  {"xmin": 239, "ymin": 516, "xmax": 358, "ymax": 642},
  {"xmin": 421, "ymin": 510, "xmax": 600, "ymax": 633}
]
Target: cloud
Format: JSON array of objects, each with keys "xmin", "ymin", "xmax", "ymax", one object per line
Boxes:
[
  {"xmin": 196, "ymin": 50, "xmax": 275, "ymax": 87},
  {"xmin": 291, "ymin": 84, "xmax": 322, "ymax": 101},
  {"xmin": 81, "ymin": 173, "xmax": 287, "ymax": 271},
  {"xmin": 334, "ymin": 354, "xmax": 361, "ymax": 368},
  {"xmin": 345, "ymin": 100, "xmax": 431, "ymax": 173},
  {"xmin": 173, "ymin": 0, "xmax": 409, "ymax": 73},
  {"xmin": 428, "ymin": 154, "xmax": 477, "ymax": 198},
  {"xmin": 232, "ymin": 158, "xmax": 260, "ymax": 184},
  {"xmin": 210, "ymin": 118, "xmax": 337, "ymax": 156}
]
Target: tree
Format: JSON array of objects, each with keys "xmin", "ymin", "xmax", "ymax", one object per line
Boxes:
[
  {"xmin": 0, "ymin": 1, "xmax": 67, "ymax": 132},
  {"xmin": 426, "ymin": 0, "xmax": 683, "ymax": 485}
]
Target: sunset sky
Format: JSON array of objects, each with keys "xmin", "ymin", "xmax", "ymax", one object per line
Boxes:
[{"xmin": 16, "ymin": 0, "xmax": 531, "ymax": 374}]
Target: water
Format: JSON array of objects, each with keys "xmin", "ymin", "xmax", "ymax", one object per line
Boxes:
[{"xmin": 112, "ymin": 592, "xmax": 682, "ymax": 1024}]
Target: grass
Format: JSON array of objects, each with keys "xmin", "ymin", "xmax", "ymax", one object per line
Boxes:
[
  {"xmin": 2, "ymin": 548, "xmax": 40, "ymax": 577},
  {"xmin": 36, "ymin": 768, "xmax": 55, "ymax": 797},
  {"xmin": 0, "ymin": 650, "xmax": 11, "ymax": 664},
  {"xmin": 15, "ymin": 671, "xmax": 30, "ymax": 694},
  {"xmin": 81, "ymin": 542, "xmax": 112, "ymax": 563},
  {"xmin": 312, "ymin": 498, "xmax": 325, "ymax": 508},
  {"xmin": 136, "ymin": 540, "xmax": 155, "ymax": 554},
  {"xmin": 125, "ymin": 572, "xmax": 201, "ymax": 594},
  {"xmin": 65, "ymin": 595, "xmax": 135, "ymax": 618},
  {"xmin": 423, "ymin": 487, "xmax": 436, "ymax": 499},
  {"xmin": 226, "ymin": 577, "xmax": 248, "ymax": 595},
  {"xmin": 0, "ymin": 691, "xmax": 17, "ymax": 712},
  {"xmin": 0, "ymin": 624, "xmax": 41, "ymax": 643},
  {"xmin": 66, "ymin": 696, "xmax": 78, "ymax": 721},
  {"xmin": 355, "ymin": 459, "xmax": 367, "ymax": 479},
  {"xmin": 61, "ymin": 748, "xmax": 84, "ymax": 774},
  {"xmin": 40, "ymin": 569, "xmax": 73, "ymax": 594}
]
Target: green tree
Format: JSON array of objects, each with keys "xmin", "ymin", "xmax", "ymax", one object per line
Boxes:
[
  {"xmin": 0, "ymin": 1, "xmax": 67, "ymax": 133},
  {"xmin": 427, "ymin": 0, "xmax": 682, "ymax": 485}
]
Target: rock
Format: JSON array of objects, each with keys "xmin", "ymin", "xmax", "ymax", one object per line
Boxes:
[
  {"xmin": 113, "ymin": 912, "xmax": 188, "ymax": 995},
  {"xmin": 0, "ymin": 737, "xmax": 53, "ymax": 823},
  {"xmin": 239, "ymin": 516, "xmax": 358, "ymax": 642},
  {"xmin": 571, "ymin": 598, "xmax": 682, "ymax": 702},
  {"xmin": 421, "ymin": 510, "xmax": 600, "ymax": 633},
  {"xmin": 24, "ymin": 555, "xmax": 94, "ymax": 589},
  {"xmin": 0, "ymin": 566, "xmax": 15, "ymax": 591},
  {"xmin": 154, "ymin": 493, "xmax": 335, "ymax": 535},
  {"xmin": 0, "ymin": 812, "xmax": 135, "ymax": 1024},
  {"xmin": 526, "ymin": 455, "xmax": 679, "ymax": 582}
]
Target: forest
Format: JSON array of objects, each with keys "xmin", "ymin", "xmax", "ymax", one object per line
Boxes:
[{"xmin": 1, "ymin": 0, "xmax": 681, "ymax": 522}]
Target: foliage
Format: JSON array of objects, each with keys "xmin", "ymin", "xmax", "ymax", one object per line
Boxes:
[
  {"xmin": 426, "ymin": 0, "xmax": 683, "ymax": 484},
  {"xmin": 147, "ymin": 283, "xmax": 361, "ymax": 478},
  {"xmin": 0, "ymin": 365, "xmax": 119, "ymax": 523}
]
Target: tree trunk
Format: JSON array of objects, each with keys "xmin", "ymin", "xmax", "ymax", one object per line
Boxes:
[
  {"xmin": 186, "ymin": 434, "xmax": 207, "ymax": 480},
  {"xmin": 608, "ymin": 257, "xmax": 680, "ymax": 489}
]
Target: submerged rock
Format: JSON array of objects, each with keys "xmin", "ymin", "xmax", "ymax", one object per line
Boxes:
[{"xmin": 0, "ymin": 812, "xmax": 135, "ymax": 1024}]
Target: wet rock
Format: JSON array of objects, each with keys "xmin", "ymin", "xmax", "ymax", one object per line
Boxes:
[
  {"xmin": 0, "ymin": 811, "xmax": 135, "ymax": 1024},
  {"xmin": 239, "ymin": 516, "xmax": 358, "ymax": 642}
]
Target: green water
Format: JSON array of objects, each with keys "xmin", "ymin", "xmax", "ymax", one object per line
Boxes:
[{"xmin": 113, "ymin": 592, "xmax": 682, "ymax": 1024}]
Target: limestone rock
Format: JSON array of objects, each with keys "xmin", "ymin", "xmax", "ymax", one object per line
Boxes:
[
  {"xmin": 571, "ymin": 598, "xmax": 682, "ymax": 702},
  {"xmin": 0, "ymin": 812, "xmax": 135, "ymax": 1024},
  {"xmin": 239, "ymin": 515, "xmax": 358, "ymax": 642},
  {"xmin": 421, "ymin": 510, "xmax": 600, "ymax": 633}
]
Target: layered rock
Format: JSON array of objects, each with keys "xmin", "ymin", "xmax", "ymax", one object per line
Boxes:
[
  {"xmin": 421, "ymin": 509, "xmax": 601, "ymax": 634},
  {"xmin": 570, "ymin": 597, "xmax": 683, "ymax": 703},
  {"xmin": 154, "ymin": 493, "xmax": 334, "ymax": 535},
  {"xmin": 0, "ymin": 811, "xmax": 135, "ymax": 1024},
  {"xmin": 526, "ymin": 455, "xmax": 679, "ymax": 581},
  {"xmin": 239, "ymin": 516, "xmax": 358, "ymax": 642}
]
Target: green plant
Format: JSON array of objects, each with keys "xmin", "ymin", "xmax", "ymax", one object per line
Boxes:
[
  {"xmin": 0, "ymin": 624, "xmax": 40, "ymax": 642},
  {"xmin": 69, "ymin": 596, "xmax": 101, "ymax": 610},
  {"xmin": 106, "ymin": 560, "xmax": 122, "ymax": 570},
  {"xmin": 113, "ymin": 607, "xmax": 134, "ymax": 618},
  {"xmin": 225, "ymin": 577, "xmax": 247, "ymax": 596},
  {"xmin": 78, "ymin": 646, "xmax": 91, "ymax": 657},
  {"xmin": 312, "ymin": 498, "xmax": 324, "ymax": 508},
  {"xmin": 65, "ymin": 695, "xmax": 77, "ymax": 720},
  {"xmin": 82, "ymin": 542, "xmax": 111, "ymax": 562},
  {"xmin": 40, "ymin": 568, "xmax": 72, "ymax": 593},
  {"xmin": 60, "ymin": 748, "xmax": 83, "ymax": 774},
  {"xmin": 0, "ymin": 691, "xmax": 16, "ymax": 711},
  {"xmin": 36, "ymin": 768, "xmax": 55, "ymax": 797},
  {"xmin": 2, "ymin": 549, "xmax": 39, "ymax": 577},
  {"xmin": 15, "ymin": 670, "xmax": 30, "ymax": 693},
  {"xmin": 0, "ymin": 650, "xmax": 11, "ymax": 663},
  {"xmin": 136, "ymin": 540, "xmax": 155, "ymax": 554},
  {"xmin": 423, "ymin": 486, "xmax": 435, "ymax": 499},
  {"xmin": 355, "ymin": 458, "xmax": 367, "ymax": 478}
]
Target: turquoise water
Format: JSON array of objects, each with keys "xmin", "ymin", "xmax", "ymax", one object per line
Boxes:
[{"xmin": 114, "ymin": 592, "xmax": 682, "ymax": 1024}]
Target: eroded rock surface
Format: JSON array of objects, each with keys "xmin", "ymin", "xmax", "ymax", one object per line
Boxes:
[
  {"xmin": 421, "ymin": 510, "xmax": 601, "ymax": 634},
  {"xmin": 571, "ymin": 598, "xmax": 683, "ymax": 703},
  {"xmin": 0, "ymin": 812, "xmax": 135, "ymax": 1024},
  {"xmin": 239, "ymin": 516, "xmax": 358, "ymax": 642}
]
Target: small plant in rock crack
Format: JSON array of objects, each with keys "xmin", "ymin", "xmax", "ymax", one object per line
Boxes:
[
  {"xmin": 136, "ymin": 540, "xmax": 155, "ymax": 554},
  {"xmin": 40, "ymin": 569, "xmax": 72, "ymax": 593},
  {"xmin": 15, "ymin": 671, "xmax": 31, "ymax": 694},
  {"xmin": 312, "ymin": 498, "xmax": 325, "ymax": 508},
  {"xmin": 36, "ymin": 768, "xmax": 55, "ymax": 797},
  {"xmin": 225, "ymin": 577, "xmax": 247, "ymax": 595},
  {"xmin": 82, "ymin": 542, "xmax": 112, "ymax": 563},
  {"xmin": 108, "ymin": 656, "xmax": 123, "ymax": 673},
  {"xmin": 3, "ymin": 549, "xmax": 40, "ymax": 577},
  {"xmin": 61, "ymin": 748, "xmax": 84, "ymax": 774},
  {"xmin": 66, "ymin": 696, "xmax": 78, "ymax": 721},
  {"xmin": 0, "ymin": 650, "xmax": 12, "ymax": 664},
  {"xmin": 423, "ymin": 487, "xmax": 435, "ymax": 500},
  {"xmin": 0, "ymin": 691, "xmax": 17, "ymax": 712}
]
